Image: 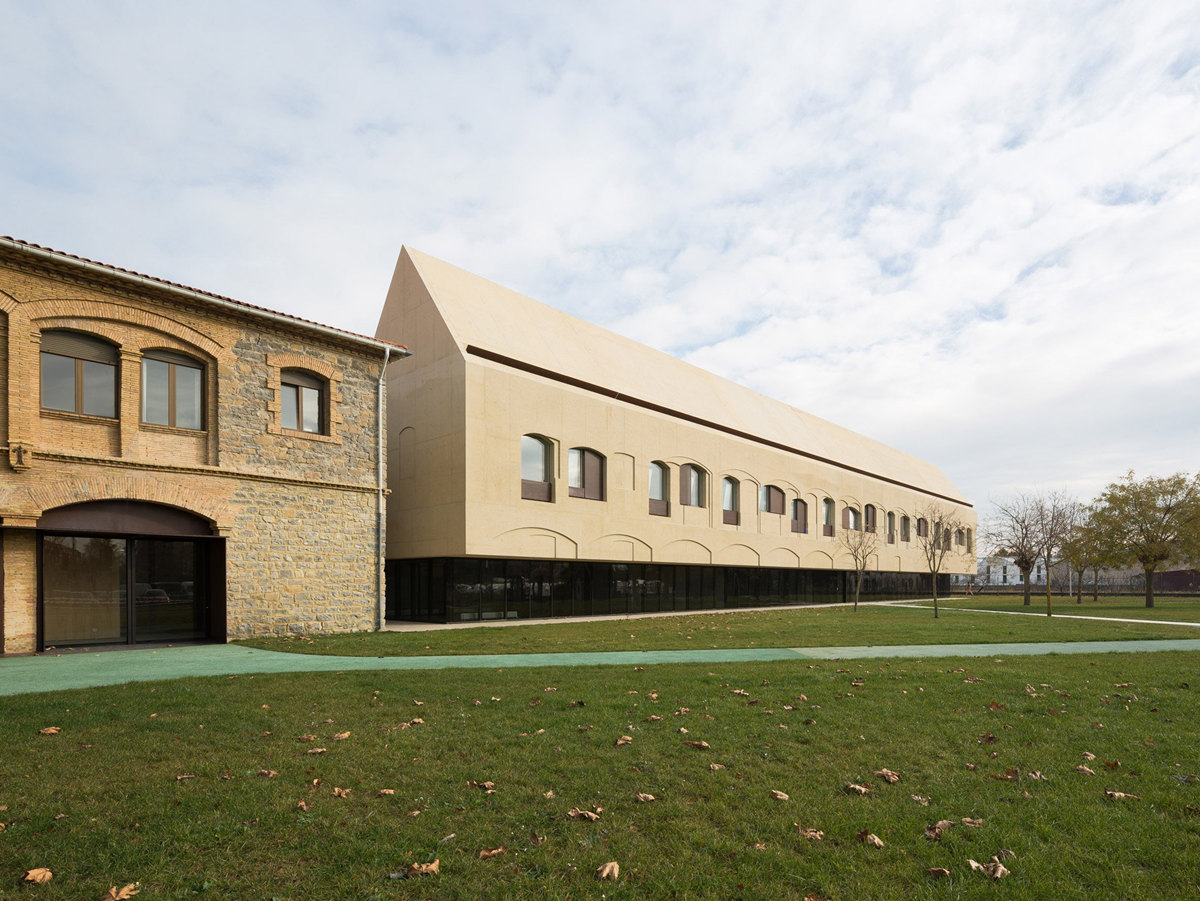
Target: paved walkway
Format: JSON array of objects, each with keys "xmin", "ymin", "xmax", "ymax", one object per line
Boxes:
[{"xmin": 4, "ymin": 638, "xmax": 1200, "ymax": 697}]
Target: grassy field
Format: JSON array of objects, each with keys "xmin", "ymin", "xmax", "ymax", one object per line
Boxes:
[
  {"xmin": 935, "ymin": 595, "xmax": 1200, "ymax": 623},
  {"xmin": 4, "ymin": 651, "xmax": 1199, "ymax": 899},
  {"xmin": 236, "ymin": 601, "xmax": 1200, "ymax": 658}
]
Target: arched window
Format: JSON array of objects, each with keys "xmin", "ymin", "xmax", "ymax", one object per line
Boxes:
[
  {"xmin": 916, "ymin": 517, "xmax": 929, "ymax": 538},
  {"xmin": 680, "ymin": 463, "xmax": 706, "ymax": 508},
  {"xmin": 843, "ymin": 506, "xmax": 862, "ymax": 531},
  {"xmin": 281, "ymin": 368, "xmax": 327, "ymax": 434},
  {"xmin": 722, "ymin": 476, "xmax": 740, "ymax": 525},
  {"xmin": 568, "ymin": 447, "xmax": 605, "ymax": 501},
  {"xmin": 822, "ymin": 498, "xmax": 835, "ymax": 536},
  {"xmin": 886, "ymin": 511, "xmax": 896, "ymax": 544},
  {"xmin": 142, "ymin": 349, "xmax": 205, "ymax": 430},
  {"xmin": 966, "ymin": 528, "xmax": 973, "ymax": 553},
  {"xmin": 955, "ymin": 528, "xmax": 965, "ymax": 547},
  {"xmin": 40, "ymin": 330, "xmax": 118, "ymax": 418},
  {"xmin": 864, "ymin": 504, "xmax": 877, "ymax": 533},
  {"xmin": 900, "ymin": 515, "xmax": 911, "ymax": 542},
  {"xmin": 520, "ymin": 434, "xmax": 553, "ymax": 502},
  {"xmin": 791, "ymin": 498, "xmax": 808, "ymax": 534},
  {"xmin": 760, "ymin": 485, "xmax": 784, "ymax": 515},
  {"xmin": 648, "ymin": 461, "xmax": 670, "ymax": 516}
]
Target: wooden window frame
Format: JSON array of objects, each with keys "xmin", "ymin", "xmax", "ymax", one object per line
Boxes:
[
  {"xmin": 761, "ymin": 485, "xmax": 784, "ymax": 516},
  {"xmin": 568, "ymin": 447, "xmax": 605, "ymax": 501},
  {"xmin": 791, "ymin": 498, "xmax": 808, "ymax": 534},
  {"xmin": 281, "ymin": 368, "xmax": 327, "ymax": 435},
  {"xmin": 822, "ymin": 498, "xmax": 835, "ymax": 537},
  {"xmin": 521, "ymin": 435, "xmax": 554, "ymax": 502},
  {"xmin": 39, "ymin": 330, "xmax": 119, "ymax": 419},
  {"xmin": 141, "ymin": 350, "xmax": 205, "ymax": 430},
  {"xmin": 649, "ymin": 461, "xmax": 670, "ymax": 516}
]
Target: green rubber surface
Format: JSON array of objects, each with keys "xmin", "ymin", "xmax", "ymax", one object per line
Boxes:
[{"xmin": 4, "ymin": 638, "xmax": 1200, "ymax": 696}]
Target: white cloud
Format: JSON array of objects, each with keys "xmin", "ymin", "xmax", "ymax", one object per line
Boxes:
[{"xmin": 2, "ymin": 0, "xmax": 1199, "ymax": 523}]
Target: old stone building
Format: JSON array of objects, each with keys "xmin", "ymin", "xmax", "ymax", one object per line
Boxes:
[{"xmin": 0, "ymin": 237, "xmax": 404, "ymax": 654}]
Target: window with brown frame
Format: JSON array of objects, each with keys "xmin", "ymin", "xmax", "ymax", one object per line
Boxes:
[
  {"xmin": 648, "ymin": 461, "xmax": 670, "ymax": 516},
  {"xmin": 900, "ymin": 515, "xmax": 911, "ymax": 542},
  {"xmin": 40, "ymin": 330, "xmax": 118, "ymax": 419},
  {"xmin": 521, "ymin": 434, "xmax": 553, "ymax": 502},
  {"xmin": 142, "ymin": 350, "xmax": 204, "ymax": 430},
  {"xmin": 680, "ymin": 464, "xmax": 706, "ymax": 508},
  {"xmin": 886, "ymin": 511, "xmax": 896, "ymax": 544},
  {"xmin": 722, "ymin": 476, "xmax": 740, "ymax": 525},
  {"xmin": 822, "ymin": 498, "xmax": 835, "ymax": 536},
  {"xmin": 916, "ymin": 517, "xmax": 929, "ymax": 538},
  {"xmin": 760, "ymin": 484, "xmax": 784, "ymax": 515},
  {"xmin": 843, "ymin": 506, "xmax": 862, "ymax": 531},
  {"xmin": 568, "ymin": 447, "xmax": 605, "ymax": 501},
  {"xmin": 281, "ymin": 368, "xmax": 327, "ymax": 435},
  {"xmin": 864, "ymin": 504, "xmax": 877, "ymax": 533},
  {"xmin": 791, "ymin": 498, "xmax": 808, "ymax": 533}
]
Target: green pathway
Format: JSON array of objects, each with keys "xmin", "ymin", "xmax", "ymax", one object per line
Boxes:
[{"xmin": 4, "ymin": 638, "xmax": 1200, "ymax": 696}]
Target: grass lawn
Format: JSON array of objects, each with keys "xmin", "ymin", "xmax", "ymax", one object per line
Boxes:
[
  {"xmin": 4, "ymin": 652, "xmax": 1199, "ymax": 899},
  {"xmin": 936, "ymin": 595, "xmax": 1200, "ymax": 623},
  {"xmin": 236, "ymin": 601, "xmax": 1200, "ymax": 658}
]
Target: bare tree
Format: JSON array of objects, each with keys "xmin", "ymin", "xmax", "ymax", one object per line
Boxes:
[
  {"xmin": 915, "ymin": 504, "xmax": 969, "ymax": 619},
  {"xmin": 838, "ymin": 521, "xmax": 880, "ymax": 612},
  {"xmin": 1089, "ymin": 471, "xmax": 1200, "ymax": 608},
  {"xmin": 989, "ymin": 495, "xmax": 1041, "ymax": 606},
  {"xmin": 1033, "ymin": 492, "xmax": 1081, "ymax": 616},
  {"xmin": 1060, "ymin": 508, "xmax": 1108, "ymax": 604}
]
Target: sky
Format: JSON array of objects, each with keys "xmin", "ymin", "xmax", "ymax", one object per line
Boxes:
[{"xmin": 3, "ymin": 0, "xmax": 1198, "ymax": 529}]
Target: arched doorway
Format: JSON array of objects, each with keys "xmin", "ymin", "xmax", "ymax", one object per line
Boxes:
[{"xmin": 37, "ymin": 500, "xmax": 225, "ymax": 649}]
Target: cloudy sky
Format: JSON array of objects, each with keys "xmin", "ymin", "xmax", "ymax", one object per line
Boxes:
[{"xmin": 3, "ymin": 1, "xmax": 1198, "ymax": 525}]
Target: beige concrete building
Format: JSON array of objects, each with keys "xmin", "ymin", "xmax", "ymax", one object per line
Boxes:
[
  {"xmin": 0, "ymin": 238, "xmax": 404, "ymax": 654},
  {"xmin": 377, "ymin": 248, "xmax": 975, "ymax": 622}
]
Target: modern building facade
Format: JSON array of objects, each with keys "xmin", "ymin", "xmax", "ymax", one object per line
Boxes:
[
  {"xmin": 376, "ymin": 248, "xmax": 976, "ymax": 622},
  {"xmin": 0, "ymin": 238, "xmax": 404, "ymax": 654}
]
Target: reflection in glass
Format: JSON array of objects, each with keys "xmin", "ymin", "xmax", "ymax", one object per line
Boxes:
[{"xmin": 41, "ymin": 536, "xmax": 126, "ymax": 645}]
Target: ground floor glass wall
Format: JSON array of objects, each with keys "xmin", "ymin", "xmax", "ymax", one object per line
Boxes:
[{"xmin": 387, "ymin": 557, "xmax": 945, "ymax": 623}]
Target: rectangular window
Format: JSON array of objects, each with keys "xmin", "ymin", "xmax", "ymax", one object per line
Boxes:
[
  {"xmin": 680, "ymin": 464, "xmax": 705, "ymax": 507},
  {"xmin": 142, "ymin": 354, "xmax": 204, "ymax": 430},
  {"xmin": 568, "ymin": 448, "xmax": 605, "ymax": 500},
  {"xmin": 41, "ymin": 352, "xmax": 117, "ymax": 418}
]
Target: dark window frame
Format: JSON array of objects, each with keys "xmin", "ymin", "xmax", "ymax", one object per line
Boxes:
[
  {"xmin": 722, "ymin": 476, "xmax": 740, "ymax": 525},
  {"xmin": 680, "ymin": 463, "xmax": 706, "ymax": 508},
  {"xmin": 822, "ymin": 498, "xmax": 835, "ymax": 537},
  {"xmin": 39, "ymin": 330, "xmax": 119, "ymax": 419},
  {"xmin": 568, "ymin": 447, "xmax": 606, "ymax": 501},
  {"xmin": 141, "ymin": 350, "xmax": 206, "ymax": 430},
  {"xmin": 791, "ymin": 498, "xmax": 808, "ymax": 533},
  {"xmin": 280, "ymin": 368, "xmax": 327, "ymax": 435},
  {"xmin": 649, "ymin": 461, "xmax": 670, "ymax": 516},
  {"xmin": 521, "ymin": 434, "xmax": 554, "ymax": 502},
  {"xmin": 760, "ymin": 484, "xmax": 784, "ymax": 516}
]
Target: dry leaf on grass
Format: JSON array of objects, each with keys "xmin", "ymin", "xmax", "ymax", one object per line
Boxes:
[
  {"xmin": 296, "ymin": 800, "xmax": 310, "ymax": 812},
  {"xmin": 770, "ymin": 790, "xmax": 790, "ymax": 800},
  {"xmin": 961, "ymin": 817, "xmax": 984, "ymax": 827},
  {"xmin": 38, "ymin": 727, "xmax": 61, "ymax": 736},
  {"xmin": 333, "ymin": 731, "xmax": 351, "ymax": 741},
  {"xmin": 1076, "ymin": 765, "xmax": 1097, "ymax": 776},
  {"xmin": 709, "ymin": 763, "xmax": 726, "ymax": 771},
  {"xmin": 644, "ymin": 715, "xmax": 663, "ymax": 723},
  {"xmin": 99, "ymin": 884, "xmax": 139, "ymax": 900},
  {"xmin": 407, "ymin": 810, "xmax": 421, "ymax": 817},
  {"xmin": 925, "ymin": 820, "xmax": 955, "ymax": 841},
  {"xmin": 845, "ymin": 783, "xmax": 873, "ymax": 795},
  {"xmin": 257, "ymin": 770, "xmax": 278, "ymax": 779},
  {"xmin": 928, "ymin": 867, "xmax": 951, "ymax": 877},
  {"xmin": 175, "ymin": 774, "xmax": 196, "ymax": 781},
  {"xmin": 297, "ymin": 734, "xmax": 316, "ymax": 742},
  {"xmin": 332, "ymin": 787, "xmax": 351, "ymax": 798},
  {"xmin": 479, "ymin": 846, "xmax": 507, "ymax": 859},
  {"xmin": 1082, "ymin": 751, "xmax": 1097, "ymax": 761},
  {"xmin": 857, "ymin": 831, "xmax": 884, "ymax": 848},
  {"xmin": 530, "ymin": 830, "xmax": 546, "ymax": 845},
  {"xmin": 307, "ymin": 748, "xmax": 327, "ymax": 755},
  {"xmin": 1105, "ymin": 790, "xmax": 1141, "ymax": 801},
  {"xmin": 406, "ymin": 860, "xmax": 439, "ymax": 877},
  {"xmin": 23, "ymin": 868, "xmax": 53, "ymax": 884},
  {"xmin": 968, "ymin": 857, "xmax": 1010, "ymax": 879},
  {"xmin": 1103, "ymin": 759, "xmax": 1121, "ymax": 769},
  {"xmin": 796, "ymin": 825, "xmax": 824, "ymax": 840},
  {"xmin": 991, "ymin": 768, "xmax": 1019, "ymax": 781},
  {"xmin": 596, "ymin": 861, "xmax": 620, "ymax": 881},
  {"xmin": 911, "ymin": 794, "xmax": 930, "ymax": 806},
  {"xmin": 616, "ymin": 735, "xmax": 633, "ymax": 747},
  {"xmin": 684, "ymin": 740, "xmax": 710, "ymax": 750},
  {"xmin": 874, "ymin": 768, "xmax": 901, "ymax": 783},
  {"xmin": 568, "ymin": 807, "xmax": 602, "ymax": 821},
  {"xmin": 1027, "ymin": 771, "xmax": 1048, "ymax": 781},
  {"xmin": 377, "ymin": 789, "xmax": 395, "ymax": 797},
  {"xmin": 635, "ymin": 792, "xmax": 657, "ymax": 803},
  {"xmin": 468, "ymin": 780, "xmax": 496, "ymax": 793}
]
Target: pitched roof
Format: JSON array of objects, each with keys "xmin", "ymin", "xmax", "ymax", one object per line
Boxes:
[
  {"xmin": 1, "ymin": 236, "xmax": 407, "ymax": 354},
  {"xmin": 399, "ymin": 247, "xmax": 970, "ymax": 506}
]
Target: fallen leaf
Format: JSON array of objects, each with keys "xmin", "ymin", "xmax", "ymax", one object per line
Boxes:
[
  {"xmin": 874, "ymin": 768, "xmax": 901, "ymax": 784},
  {"xmin": 479, "ymin": 846, "xmax": 507, "ymax": 859},
  {"xmin": 377, "ymin": 789, "xmax": 395, "ymax": 797},
  {"xmin": 1076, "ymin": 765, "xmax": 1097, "ymax": 776},
  {"xmin": 961, "ymin": 817, "xmax": 984, "ymax": 827},
  {"xmin": 925, "ymin": 820, "xmax": 955, "ymax": 841},
  {"xmin": 857, "ymin": 830, "xmax": 884, "ymax": 848},
  {"xmin": 796, "ymin": 825, "xmax": 824, "ymax": 840},
  {"xmin": 307, "ymin": 748, "xmax": 327, "ymax": 755},
  {"xmin": 257, "ymin": 770, "xmax": 278, "ymax": 779},
  {"xmin": 297, "ymin": 733, "xmax": 317, "ymax": 742},
  {"xmin": 406, "ymin": 860, "xmax": 438, "ymax": 877},
  {"xmin": 23, "ymin": 868, "xmax": 53, "ymax": 884},
  {"xmin": 468, "ymin": 780, "xmax": 496, "ymax": 794},
  {"xmin": 911, "ymin": 794, "xmax": 931, "ymax": 806},
  {"xmin": 635, "ymin": 792, "xmax": 657, "ymax": 803},
  {"xmin": 332, "ymin": 787, "xmax": 351, "ymax": 798},
  {"xmin": 732, "ymin": 688, "xmax": 750, "ymax": 696},
  {"xmin": 407, "ymin": 810, "xmax": 421, "ymax": 817},
  {"xmin": 644, "ymin": 715, "xmax": 663, "ymax": 722},
  {"xmin": 997, "ymin": 848, "xmax": 1017, "ymax": 860},
  {"xmin": 616, "ymin": 735, "xmax": 633, "ymax": 747},
  {"xmin": 968, "ymin": 857, "xmax": 1010, "ymax": 879},
  {"xmin": 530, "ymin": 830, "xmax": 546, "ymax": 844},
  {"xmin": 1103, "ymin": 759, "xmax": 1121, "ymax": 769},
  {"xmin": 977, "ymin": 732, "xmax": 997, "ymax": 744},
  {"xmin": 845, "ymin": 783, "xmax": 872, "ymax": 795},
  {"xmin": 99, "ymin": 885, "xmax": 139, "ymax": 900},
  {"xmin": 988, "ymin": 701, "xmax": 1006, "ymax": 710},
  {"xmin": 1027, "ymin": 771, "xmax": 1048, "ymax": 781},
  {"xmin": 928, "ymin": 867, "xmax": 951, "ymax": 878},
  {"xmin": 296, "ymin": 799, "xmax": 310, "ymax": 812},
  {"xmin": 675, "ymin": 707, "xmax": 690, "ymax": 716},
  {"xmin": 175, "ymin": 774, "xmax": 196, "ymax": 781},
  {"xmin": 568, "ymin": 807, "xmax": 601, "ymax": 821},
  {"xmin": 684, "ymin": 740, "xmax": 710, "ymax": 750},
  {"xmin": 991, "ymin": 768, "xmax": 1020, "ymax": 781},
  {"xmin": 543, "ymin": 790, "xmax": 555, "ymax": 798},
  {"xmin": 754, "ymin": 842, "xmax": 768, "ymax": 850},
  {"xmin": 412, "ymin": 700, "xmax": 425, "ymax": 706},
  {"xmin": 709, "ymin": 763, "xmax": 725, "ymax": 771},
  {"xmin": 333, "ymin": 731, "xmax": 351, "ymax": 741},
  {"xmin": 1105, "ymin": 790, "xmax": 1141, "ymax": 801},
  {"xmin": 770, "ymin": 790, "xmax": 789, "ymax": 800},
  {"xmin": 596, "ymin": 861, "xmax": 620, "ymax": 881},
  {"xmin": 38, "ymin": 727, "xmax": 61, "ymax": 736},
  {"xmin": 1082, "ymin": 751, "xmax": 1097, "ymax": 761}
]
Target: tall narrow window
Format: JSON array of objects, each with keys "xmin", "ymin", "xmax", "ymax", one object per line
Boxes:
[
  {"xmin": 900, "ymin": 515, "xmax": 911, "ymax": 542},
  {"xmin": 822, "ymin": 498, "xmax": 835, "ymax": 536},
  {"xmin": 649, "ymin": 461, "xmax": 670, "ymax": 516},
  {"xmin": 760, "ymin": 485, "xmax": 784, "ymax": 515},
  {"xmin": 680, "ymin": 464, "xmax": 706, "ymax": 507},
  {"xmin": 843, "ymin": 506, "xmax": 862, "ymax": 531},
  {"xmin": 568, "ymin": 447, "xmax": 605, "ymax": 501},
  {"xmin": 887, "ymin": 511, "xmax": 896, "ymax": 544},
  {"xmin": 916, "ymin": 517, "xmax": 929, "ymax": 538},
  {"xmin": 722, "ymin": 477, "xmax": 740, "ymax": 525},
  {"xmin": 40, "ymin": 330, "xmax": 118, "ymax": 418},
  {"xmin": 521, "ymin": 434, "xmax": 553, "ymax": 502},
  {"xmin": 864, "ymin": 504, "xmax": 877, "ymax": 533},
  {"xmin": 281, "ymin": 369, "xmax": 326, "ymax": 434},
  {"xmin": 142, "ymin": 350, "xmax": 204, "ymax": 430},
  {"xmin": 966, "ymin": 528, "xmax": 973, "ymax": 553},
  {"xmin": 791, "ymin": 498, "xmax": 808, "ymax": 534},
  {"xmin": 955, "ymin": 528, "xmax": 965, "ymax": 547}
]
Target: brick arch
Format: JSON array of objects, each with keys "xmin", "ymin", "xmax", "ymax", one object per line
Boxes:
[{"xmin": 26, "ymin": 474, "xmax": 233, "ymax": 534}]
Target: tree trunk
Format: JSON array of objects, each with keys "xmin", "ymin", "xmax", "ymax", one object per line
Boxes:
[
  {"xmin": 1144, "ymin": 567, "xmax": 1155, "ymax": 608},
  {"xmin": 1091, "ymin": 567, "xmax": 1099, "ymax": 603},
  {"xmin": 932, "ymin": 573, "xmax": 939, "ymax": 619},
  {"xmin": 1022, "ymin": 570, "xmax": 1032, "ymax": 605},
  {"xmin": 853, "ymin": 569, "xmax": 862, "ymax": 612},
  {"xmin": 1075, "ymin": 570, "xmax": 1083, "ymax": 603}
]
